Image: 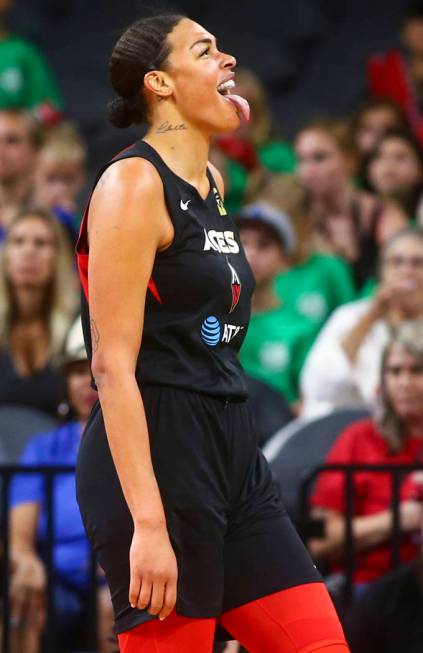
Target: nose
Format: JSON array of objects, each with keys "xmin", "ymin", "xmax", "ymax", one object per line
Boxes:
[{"xmin": 221, "ymin": 51, "xmax": 236, "ymax": 69}]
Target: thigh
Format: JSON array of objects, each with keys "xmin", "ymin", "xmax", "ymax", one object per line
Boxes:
[
  {"xmin": 117, "ymin": 612, "xmax": 216, "ymax": 653},
  {"xmin": 219, "ymin": 583, "xmax": 349, "ymax": 653}
]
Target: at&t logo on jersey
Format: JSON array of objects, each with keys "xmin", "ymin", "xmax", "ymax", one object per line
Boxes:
[
  {"xmin": 200, "ymin": 316, "xmax": 244, "ymax": 346},
  {"xmin": 203, "ymin": 228, "xmax": 239, "ymax": 254}
]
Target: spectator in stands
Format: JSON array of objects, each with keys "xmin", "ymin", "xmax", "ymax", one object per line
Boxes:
[
  {"xmin": 363, "ymin": 129, "xmax": 423, "ymax": 221},
  {"xmin": 9, "ymin": 318, "xmax": 114, "ymax": 653},
  {"xmin": 347, "ymin": 476, "xmax": 423, "ymax": 653},
  {"xmin": 236, "ymin": 202, "xmax": 316, "ymax": 410},
  {"xmin": 368, "ymin": 2, "xmax": 423, "ymax": 144},
  {"xmin": 295, "ymin": 118, "xmax": 407, "ymax": 290},
  {"xmin": 0, "ymin": 208, "xmax": 78, "ymax": 416},
  {"xmin": 33, "ymin": 123, "xmax": 87, "ymax": 242},
  {"xmin": 210, "ymin": 67, "xmax": 295, "ymax": 212},
  {"xmin": 256, "ymin": 174, "xmax": 356, "ymax": 330},
  {"xmin": 0, "ymin": 108, "xmax": 43, "ymax": 236},
  {"xmin": 301, "ymin": 227, "xmax": 423, "ymax": 419},
  {"xmin": 308, "ymin": 320, "xmax": 423, "ymax": 598},
  {"xmin": 352, "ymin": 99, "xmax": 408, "ymax": 160},
  {"xmin": 0, "ymin": 0, "xmax": 63, "ymax": 124}
]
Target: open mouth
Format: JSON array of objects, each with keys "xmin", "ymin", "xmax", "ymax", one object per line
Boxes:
[
  {"xmin": 216, "ymin": 79, "xmax": 250, "ymax": 122},
  {"xmin": 217, "ymin": 79, "xmax": 236, "ymax": 96}
]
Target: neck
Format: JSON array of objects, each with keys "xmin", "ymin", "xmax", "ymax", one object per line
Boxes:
[
  {"xmin": 0, "ymin": 175, "xmax": 32, "ymax": 226},
  {"xmin": 251, "ymin": 284, "xmax": 281, "ymax": 313},
  {"xmin": 406, "ymin": 417, "xmax": 423, "ymax": 438},
  {"xmin": 144, "ymin": 111, "xmax": 211, "ymax": 191},
  {"xmin": 314, "ymin": 179, "xmax": 353, "ymax": 213},
  {"xmin": 13, "ymin": 287, "xmax": 46, "ymax": 322}
]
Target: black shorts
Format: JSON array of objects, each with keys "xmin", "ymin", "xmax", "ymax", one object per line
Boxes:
[{"xmin": 76, "ymin": 386, "xmax": 320, "ymax": 634}]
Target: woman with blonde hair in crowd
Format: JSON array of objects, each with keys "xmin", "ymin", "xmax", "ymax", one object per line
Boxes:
[
  {"xmin": 295, "ymin": 118, "xmax": 407, "ymax": 290},
  {"xmin": 309, "ymin": 320, "xmax": 423, "ymax": 598},
  {"xmin": 0, "ymin": 207, "xmax": 78, "ymax": 415}
]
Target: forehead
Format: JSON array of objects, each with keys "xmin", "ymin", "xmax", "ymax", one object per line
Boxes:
[
  {"xmin": 296, "ymin": 129, "xmax": 336, "ymax": 150},
  {"xmin": 385, "ymin": 235, "xmax": 423, "ymax": 256},
  {"xmin": 9, "ymin": 217, "xmax": 53, "ymax": 237},
  {"xmin": 0, "ymin": 112, "xmax": 29, "ymax": 135},
  {"xmin": 168, "ymin": 18, "xmax": 215, "ymax": 53},
  {"xmin": 386, "ymin": 342, "xmax": 421, "ymax": 365},
  {"xmin": 379, "ymin": 137, "xmax": 416, "ymax": 155}
]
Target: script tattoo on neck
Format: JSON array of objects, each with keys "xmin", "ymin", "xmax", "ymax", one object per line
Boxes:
[
  {"xmin": 156, "ymin": 121, "xmax": 187, "ymax": 134},
  {"xmin": 90, "ymin": 318, "xmax": 100, "ymax": 353}
]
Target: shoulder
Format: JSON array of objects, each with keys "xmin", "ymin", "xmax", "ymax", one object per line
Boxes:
[
  {"xmin": 20, "ymin": 423, "xmax": 72, "ymax": 464},
  {"xmin": 207, "ymin": 161, "xmax": 225, "ymax": 198},
  {"xmin": 94, "ymin": 156, "xmax": 164, "ymax": 199},
  {"xmin": 341, "ymin": 419, "xmax": 381, "ymax": 450}
]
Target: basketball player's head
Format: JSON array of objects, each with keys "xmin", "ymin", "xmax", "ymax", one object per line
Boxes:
[{"xmin": 108, "ymin": 15, "xmax": 246, "ymax": 135}]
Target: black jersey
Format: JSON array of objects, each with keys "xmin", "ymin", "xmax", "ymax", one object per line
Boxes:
[{"xmin": 76, "ymin": 140, "xmax": 255, "ymax": 397}]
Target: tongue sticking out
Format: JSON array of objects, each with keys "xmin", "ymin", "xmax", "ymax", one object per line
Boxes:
[{"xmin": 224, "ymin": 94, "xmax": 250, "ymax": 123}]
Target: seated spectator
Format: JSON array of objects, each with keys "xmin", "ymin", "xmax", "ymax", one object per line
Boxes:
[
  {"xmin": 9, "ymin": 318, "xmax": 114, "ymax": 653},
  {"xmin": 347, "ymin": 474, "xmax": 423, "ymax": 653},
  {"xmin": 236, "ymin": 202, "xmax": 316, "ymax": 410},
  {"xmin": 364, "ymin": 129, "xmax": 423, "ymax": 221},
  {"xmin": 0, "ymin": 0, "xmax": 63, "ymax": 124},
  {"xmin": 0, "ymin": 108, "xmax": 43, "ymax": 235},
  {"xmin": 0, "ymin": 208, "xmax": 78, "ymax": 416},
  {"xmin": 308, "ymin": 321, "xmax": 423, "ymax": 596},
  {"xmin": 301, "ymin": 226, "xmax": 423, "ymax": 419},
  {"xmin": 210, "ymin": 67, "xmax": 295, "ymax": 213},
  {"xmin": 352, "ymin": 98, "xmax": 408, "ymax": 160},
  {"xmin": 257, "ymin": 174, "xmax": 356, "ymax": 329},
  {"xmin": 33, "ymin": 123, "xmax": 87, "ymax": 242},
  {"xmin": 295, "ymin": 118, "xmax": 407, "ymax": 290},
  {"xmin": 368, "ymin": 2, "xmax": 423, "ymax": 144}
]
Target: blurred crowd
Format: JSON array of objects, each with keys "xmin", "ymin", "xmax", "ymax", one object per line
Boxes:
[{"xmin": 2, "ymin": 0, "xmax": 423, "ymax": 652}]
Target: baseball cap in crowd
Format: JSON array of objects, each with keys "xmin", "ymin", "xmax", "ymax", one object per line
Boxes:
[
  {"xmin": 59, "ymin": 317, "xmax": 87, "ymax": 369},
  {"xmin": 234, "ymin": 201, "xmax": 297, "ymax": 253}
]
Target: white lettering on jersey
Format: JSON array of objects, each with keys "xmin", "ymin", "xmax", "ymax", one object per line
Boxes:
[
  {"xmin": 222, "ymin": 324, "xmax": 244, "ymax": 343},
  {"xmin": 203, "ymin": 229, "xmax": 240, "ymax": 254}
]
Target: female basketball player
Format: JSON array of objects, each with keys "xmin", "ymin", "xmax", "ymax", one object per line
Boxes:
[{"xmin": 75, "ymin": 14, "xmax": 350, "ymax": 653}]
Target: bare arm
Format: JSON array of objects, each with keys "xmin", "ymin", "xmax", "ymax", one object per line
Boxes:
[
  {"xmin": 10, "ymin": 503, "xmax": 40, "ymax": 556},
  {"xmin": 308, "ymin": 502, "xmax": 423, "ymax": 560},
  {"xmin": 88, "ymin": 157, "xmax": 176, "ymax": 619}
]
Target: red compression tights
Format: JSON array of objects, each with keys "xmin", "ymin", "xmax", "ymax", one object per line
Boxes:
[{"xmin": 117, "ymin": 582, "xmax": 350, "ymax": 653}]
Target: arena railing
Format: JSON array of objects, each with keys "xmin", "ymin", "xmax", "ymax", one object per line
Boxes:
[
  {"xmin": 299, "ymin": 463, "xmax": 423, "ymax": 604},
  {"xmin": 0, "ymin": 465, "xmax": 98, "ymax": 653}
]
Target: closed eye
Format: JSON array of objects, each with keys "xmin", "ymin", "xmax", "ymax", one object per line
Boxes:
[{"xmin": 200, "ymin": 46, "xmax": 210, "ymax": 57}]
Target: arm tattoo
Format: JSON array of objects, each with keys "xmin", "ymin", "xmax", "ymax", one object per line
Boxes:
[
  {"xmin": 156, "ymin": 121, "xmax": 187, "ymax": 134},
  {"xmin": 90, "ymin": 318, "xmax": 100, "ymax": 353}
]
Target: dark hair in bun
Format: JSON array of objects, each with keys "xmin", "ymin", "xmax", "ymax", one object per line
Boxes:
[{"xmin": 108, "ymin": 13, "xmax": 185, "ymax": 128}]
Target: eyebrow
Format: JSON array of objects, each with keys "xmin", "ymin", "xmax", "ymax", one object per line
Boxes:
[{"xmin": 189, "ymin": 37, "xmax": 217, "ymax": 51}]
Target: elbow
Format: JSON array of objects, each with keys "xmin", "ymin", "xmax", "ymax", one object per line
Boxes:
[{"xmin": 91, "ymin": 352, "xmax": 135, "ymax": 389}]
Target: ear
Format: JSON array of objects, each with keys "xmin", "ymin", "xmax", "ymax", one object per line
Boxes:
[{"xmin": 144, "ymin": 71, "xmax": 173, "ymax": 100}]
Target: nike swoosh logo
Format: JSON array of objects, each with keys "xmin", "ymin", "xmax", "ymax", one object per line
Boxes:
[{"xmin": 180, "ymin": 199, "xmax": 191, "ymax": 211}]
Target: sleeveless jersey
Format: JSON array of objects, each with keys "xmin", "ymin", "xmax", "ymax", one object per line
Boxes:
[{"xmin": 76, "ymin": 140, "xmax": 255, "ymax": 398}]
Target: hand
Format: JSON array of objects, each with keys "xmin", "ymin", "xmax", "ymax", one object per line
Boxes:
[
  {"xmin": 9, "ymin": 553, "xmax": 47, "ymax": 629},
  {"xmin": 399, "ymin": 500, "xmax": 423, "ymax": 532},
  {"xmin": 129, "ymin": 522, "xmax": 178, "ymax": 620}
]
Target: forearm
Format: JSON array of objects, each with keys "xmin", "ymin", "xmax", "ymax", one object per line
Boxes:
[
  {"xmin": 340, "ymin": 305, "xmax": 379, "ymax": 364},
  {"xmin": 308, "ymin": 510, "xmax": 391, "ymax": 560},
  {"xmin": 95, "ymin": 369, "xmax": 165, "ymax": 527}
]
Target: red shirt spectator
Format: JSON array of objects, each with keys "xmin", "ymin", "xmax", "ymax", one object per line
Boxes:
[{"xmin": 311, "ymin": 418, "xmax": 423, "ymax": 583}]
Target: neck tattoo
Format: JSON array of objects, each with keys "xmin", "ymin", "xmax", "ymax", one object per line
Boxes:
[{"xmin": 156, "ymin": 121, "xmax": 187, "ymax": 134}]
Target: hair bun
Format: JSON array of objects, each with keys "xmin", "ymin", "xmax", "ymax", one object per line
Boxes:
[{"xmin": 107, "ymin": 97, "xmax": 144, "ymax": 129}]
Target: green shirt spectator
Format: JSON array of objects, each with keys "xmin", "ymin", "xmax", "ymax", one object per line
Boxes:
[
  {"xmin": 274, "ymin": 253, "xmax": 356, "ymax": 329},
  {"xmin": 0, "ymin": 35, "xmax": 63, "ymax": 116},
  {"xmin": 240, "ymin": 307, "xmax": 315, "ymax": 403}
]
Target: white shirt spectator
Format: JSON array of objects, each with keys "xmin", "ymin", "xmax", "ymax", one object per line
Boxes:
[{"xmin": 300, "ymin": 299, "xmax": 390, "ymax": 418}]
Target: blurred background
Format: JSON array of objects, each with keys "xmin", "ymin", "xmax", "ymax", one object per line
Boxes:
[{"xmin": 2, "ymin": 1, "xmax": 423, "ymax": 652}]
